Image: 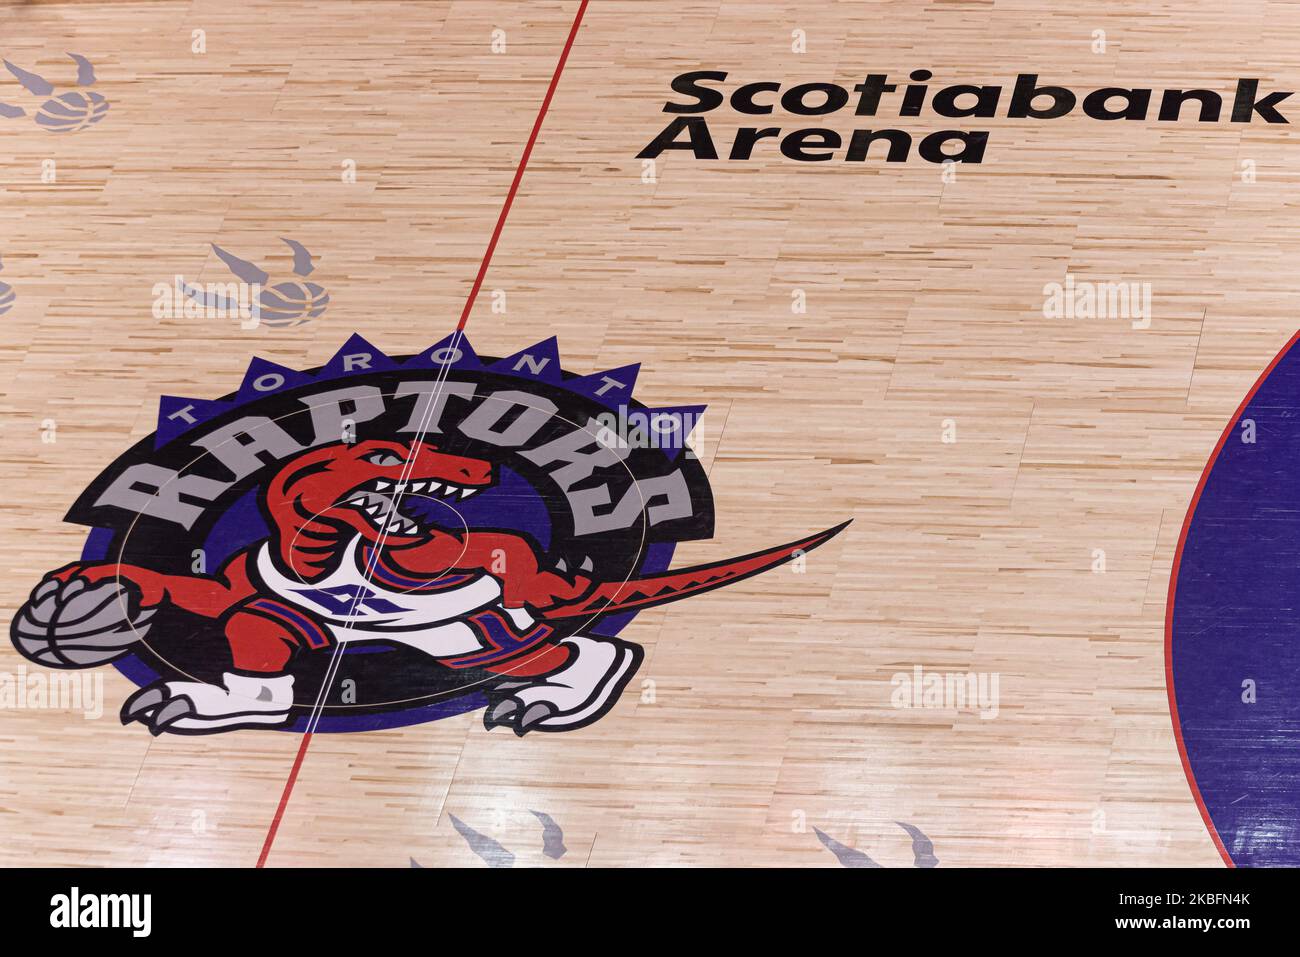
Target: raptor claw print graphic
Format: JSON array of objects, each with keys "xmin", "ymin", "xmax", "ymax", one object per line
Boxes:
[
  {"xmin": 183, "ymin": 239, "xmax": 331, "ymax": 328},
  {"xmin": 0, "ymin": 54, "xmax": 108, "ymax": 132},
  {"xmin": 11, "ymin": 334, "xmax": 847, "ymax": 737}
]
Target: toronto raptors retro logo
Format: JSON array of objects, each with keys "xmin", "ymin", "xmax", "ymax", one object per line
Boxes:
[{"xmin": 11, "ymin": 334, "xmax": 846, "ymax": 737}]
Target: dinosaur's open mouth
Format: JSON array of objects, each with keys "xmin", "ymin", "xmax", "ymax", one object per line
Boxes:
[{"xmin": 343, "ymin": 478, "xmax": 482, "ymax": 536}]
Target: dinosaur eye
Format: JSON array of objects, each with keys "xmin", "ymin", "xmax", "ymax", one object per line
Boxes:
[{"xmin": 363, "ymin": 451, "xmax": 404, "ymax": 467}]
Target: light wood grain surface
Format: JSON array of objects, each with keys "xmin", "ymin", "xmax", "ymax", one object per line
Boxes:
[{"xmin": 1, "ymin": 0, "xmax": 1295, "ymax": 867}]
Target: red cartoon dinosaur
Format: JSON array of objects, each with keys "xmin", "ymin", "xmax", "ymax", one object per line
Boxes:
[{"xmin": 12, "ymin": 440, "xmax": 846, "ymax": 735}]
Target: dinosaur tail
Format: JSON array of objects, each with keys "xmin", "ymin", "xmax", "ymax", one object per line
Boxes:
[{"xmin": 540, "ymin": 520, "xmax": 851, "ymax": 621}]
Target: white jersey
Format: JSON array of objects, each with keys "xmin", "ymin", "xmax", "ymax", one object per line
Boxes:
[{"xmin": 254, "ymin": 536, "xmax": 538, "ymax": 659}]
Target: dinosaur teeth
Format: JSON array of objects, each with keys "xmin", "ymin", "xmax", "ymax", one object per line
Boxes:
[
  {"xmin": 375, "ymin": 481, "xmax": 391, "ymax": 491},
  {"xmin": 366, "ymin": 504, "xmax": 381, "ymax": 517},
  {"xmin": 410, "ymin": 482, "xmax": 427, "ymax": 492},
  {"xmin": 460, "ymin": 488, "xmax": 475, "ymax": 498}
]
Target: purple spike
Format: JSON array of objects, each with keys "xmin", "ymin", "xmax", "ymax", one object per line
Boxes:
[
  {"xmin": 67, "ymin": 53, "xmax": 96, "ymax": 86},
  {"xmin": 566, "ymin": 363, "xmax": 640, "ymax": 408},
  {"xmin": 211, "ymin": 244, "xmax": 269, "ymax": 285},
  {"xmin": 236, "ymin": 357, "xmax": 309, "ymax": 403},
  {"xmin": 320, "ymin": 333, "xmax": 398, "ymax": 379},
  {"xmin": 487, "ymin": 336, "xmax": 562, "ymax": 384},
  {"xmin": 3, "ymin": 60, "xmax": 53, "ymax": 96},
  {"xmin": 0, "ymin": 101, "xmax": 26, "ymax": 119},
  {"xmin": 402, "ymin": 334, "xmax": 482, "ymax": 371},
  {"xmin": 280, "ymin": 237, "xmax": 316, "ymax": 277},
  {"xmin": 154, "ymin": 396, "xmax": 231, "ymax": 449}
]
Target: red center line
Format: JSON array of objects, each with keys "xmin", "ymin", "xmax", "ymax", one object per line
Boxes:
[
  {"xmin": 255, "ymin": 0, "xmax": 590, "ymax": 869},
  {"xmin": 456, "ymin": 0, "xmax": 590, "ymax": 332}
]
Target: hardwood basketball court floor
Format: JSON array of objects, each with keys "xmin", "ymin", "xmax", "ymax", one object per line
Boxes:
[{"xmin": 1, "ymin": 0, "xmax": 1297, "ymax": 870}]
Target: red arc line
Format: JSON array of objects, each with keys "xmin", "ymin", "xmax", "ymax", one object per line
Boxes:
[
  {"xmin": 256, "ymin": 0, "xmax": 589, "ymax": 868},
  {"xmin": 1164, "ymin": 329, "xmax": 1300, "ymax": 868}
]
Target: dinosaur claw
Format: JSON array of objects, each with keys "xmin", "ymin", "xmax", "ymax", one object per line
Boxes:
[
  {"xmin": 121, "ymin": 687, "xmax": 165, "ymax": 723},
  {"xmin": 516, "ymin": 702, "xmax": 555, "ymax": 735},
  {"xmin": 484, "ymin": 700, "xmax": 518, "ymax": 730},
  {"xmin": 150, "ymin": 697, "xmax": 194, "ymax": 733}
]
